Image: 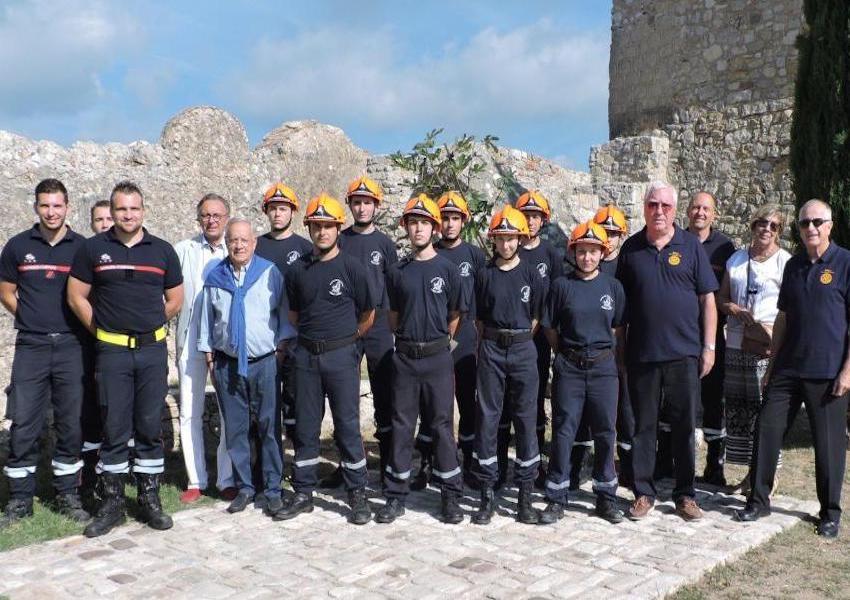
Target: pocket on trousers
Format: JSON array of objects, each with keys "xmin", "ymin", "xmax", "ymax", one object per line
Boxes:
[{"xmin": 4, "ymin": 382, "xmax": 16, "ymax": 421}]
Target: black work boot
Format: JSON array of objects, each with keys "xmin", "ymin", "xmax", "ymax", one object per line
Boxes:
[
  {"xmin": 495, "ymin": 431, "xmax": 510, "ymax": 491},
  {"xmin": 348, "ymin": 488, "xmax": 371, "ymax": 525},
  {"xmin": 569, "ymin": 444, "xmax": 590, "ymax": 492},
  {"xmin": 273, "ymin": 492, "xmax": 314, "ymax": 521},
  {"xmin": 472, "ymin": 488, "xmax": 496, "ymax": 525},
  {"xmin": 54, "ymin": 492, "xmax": 91, "ymax": 522},
  {"xmin": 84, "ymin": 473, "xmax": 127, "ymax": 537},
  {"xmin": 0, "ymin": 497, "xmax": 34, "ymax": 529},
  {"xmin": 539, "ymin": 501, "xmax": 565, "ymax": 525},
  {"xmin": 319, "ymin": 465, "xmax": 344, "ymax": 489},
  {"xmin": 80, "ymin": 451, "xmax": 100, "ymax": 510},
  {"xmin": 654, "ymin": 429, "xmax": 673, "ymax": 480},
  {"xmin": 410, "ymin": 453, "xmax": 432, "ymax": 491},
  {"xmin": 374, "ymin": 497, "xmax": 405, "ymax": 524},
  {"xmin": 136, "ymin": 473, "xmax": 173, "ymax": 531},
  {"xmin": 595, "ymin": 495, "xmax": 624, "ymax": 524},
  {"xmin": 517, "ymin": 481, "xmax": 540, "ymax": 524},
  {"xmin": 441, "ymin": 489, "xmax": 464, "ymax": 524},
  {"xmin": 702, "ymin": 439, "xmax": 727, "ymax": 486}
]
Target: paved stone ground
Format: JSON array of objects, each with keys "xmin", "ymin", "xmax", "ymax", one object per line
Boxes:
[{"xmin": 0, "ymin": 473, "xmax": 818, "ymax": 600}]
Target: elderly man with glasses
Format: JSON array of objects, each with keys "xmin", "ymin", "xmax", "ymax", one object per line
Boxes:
[{"xmin": 736, "ymin": 199, "xmax": 850, "ymax": 539}]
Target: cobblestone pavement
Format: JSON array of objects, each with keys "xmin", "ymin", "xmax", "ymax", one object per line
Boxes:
[{"xmin": 0, "ymin": 473, "xmax": 818, "ymax": 600}]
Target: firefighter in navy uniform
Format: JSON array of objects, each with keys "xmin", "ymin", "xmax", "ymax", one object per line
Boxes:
[
  {"xmin": 413, "ymin": 191, "xmax": 486, "ymax": 487},
  {"xmin": 376, "ymin": 194, "xmax": 465, "ymax": 524},
  {"xmin": 515, "ymin": 190, "xmax": 563, "ymax": 488},
  {"xmin": 274, "ymin": 193, "xmax": 375, "ymax": 524},
  {"xmin": 540, "ymin": 221, "xmax": 627, "ymax": 525},
  {"xmin": 471, "ymin": 206, "xmax": 545, "ymax": 525},
  {"xmin": 67, "ymin": 181, "xmax": 184, "ymax": 537},
  {"xmin": 333, "ymin": 176, "xmax": 399, "ymax": 487},
  {"xmin": 0, "ymin": 179, "xmax": 90, "ymax": 527}
]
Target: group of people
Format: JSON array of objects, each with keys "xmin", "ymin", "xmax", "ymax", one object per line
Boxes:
[{"xmin": 0, "ymin": 174, "xmax": 846, "ymax": 540}]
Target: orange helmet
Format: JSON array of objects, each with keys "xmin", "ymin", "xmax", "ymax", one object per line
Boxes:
[
  {"xmin": 515, "ymin": 190, "xmax": 551, "ymax": 221},
  {"xmin": 593, "ymin": 203, "xmax": 628, "ymax": 235},
  {"xmin": 303, "ymin": 193, "xmax": 346, "ymax": 225},
  {"xmin": 569, "ymin": 221, "xmax": 610, "ymax": 255},
  {"xmin": 437, "ymin": 191, "xmax": 471, "ymax": 221},
  {"xmin": 488, "ymin": 205, "xmax": 530, "ymax": 237},
  {"xmin": 262, "ymin": 183, "xmax": 299, "ymax": 211},
  {"xmin": 400, "ymin": 193, "xmax": 441, "ymax": 232},
  {"xmin": 346, "ymin": 176, "xmax": 384, "ymax": 204}
]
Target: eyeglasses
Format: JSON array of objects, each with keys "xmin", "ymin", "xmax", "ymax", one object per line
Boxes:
[
  {"xmin": 199, "ymin": 213, "xmax": 226, "ymax": 222},
  {"xmin": 798, "ymin": 218, "xmax": 831, "ymax": 229},
  {"xmin": 646, "ymin": 201, "xmax": 675, "ymax": 213},
  {"xmin": 752, "ymin": 219, "xmax": 779, "ymax": 232}
]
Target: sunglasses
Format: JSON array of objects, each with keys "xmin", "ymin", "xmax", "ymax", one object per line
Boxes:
[
  {"xmin": 646, "ymin": 201, "xmax": 675, "ymax": 213},
  {"xmin": 798, "ymin": 218, "xmax": 831, "ymax": 229},
  {"xmin": 752, "ymin": 219, "xmax": 779, "ymax": 232}
]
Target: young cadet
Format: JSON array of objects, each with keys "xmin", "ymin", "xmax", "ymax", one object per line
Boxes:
[
  {"xmin": 515, "ymin": 190, "xmax": 563, "ymax": 487},
  {"xmin": 471, "ymin": 205, "xmax": 544, "ymax": 525},
  {"xmin": 68, "ymin": 180, "xmax": 184, "ymax": 537},
  {"xmin": 275, "ymin": 193, "xmax": 375, "ymax": 525},
  {"xmin": 540, "ymin": 221, "xmax": 626, "ymax": 525},
  {"xmin": 376, "ymin": 194, "xmax": 464, "ymax": 525},
  {"xmin": 255, "ymin": 183, "xmax": 312, "ymax": 442},
  {"xmin": 413, "ymin": 191, "xmax": 486, "ymax": 486},
  {"xmin": 90, "ymin": 200, "xmax": 114, "ymax": 234},
  {"xmin": 0, "ymin": 179, "xmax": 90, "ymax": 527},
  {"xmin": 335, "ymin": 176, "xmax": 398, "ymax": 486}
]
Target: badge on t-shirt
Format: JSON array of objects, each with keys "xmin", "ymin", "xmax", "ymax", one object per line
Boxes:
[
  {"xmin": 459, "ymin": 261, "xmax": 472, "ymax": 277},
  {"xmin": 329, "ymin": 278, "xmax": 344, "ymax": 296},
  {"xmin": 430, "ymin": 276, "xmax": 445, "ymax": 294},
  {"xmin": 369, "ymin": 251, "xmax": 383, "ymax": 266},
  {"xmin": 286, "ymin": 250, "xmax": 301, "ymax": 265},
  {"xmin": 100, "ymin": 253, "xmax": 112, "ymax": 263},
  {"xmin": 668, "ymin": 251, "xmax": 681, "ymax": 266},
  {"xmin": 23, "ymin": 253, "xmax": 36, "ymax": 264},
  {"xmin": 536, "ymin": 262, "xmax": 549, "ymax": 278},
  {"xmin": 600, "ymin": 294, "xmax": 614, "ymax": 311},
  {"xmin": 520, "ymin": 285, "xmax": 531, "ymax": 303},
  {"xmin": 820, "ymin": 269, "xmax": 833, "ymax": 285}
]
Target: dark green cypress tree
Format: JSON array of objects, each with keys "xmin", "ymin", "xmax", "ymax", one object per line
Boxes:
[{"xmin": 790, "ymin": 0, "xmax": 850, "ymax": 246}]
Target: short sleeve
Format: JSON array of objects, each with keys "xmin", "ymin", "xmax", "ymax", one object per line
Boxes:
[
  {"xmin": 351, "ymin": 259, "xmax": 376, "ymax": 313},
  {"xmin": 285, "ymin": 265, "xmax": 301, "ymax": 312},
  {"xmin": 777, "ymin": 260, "xmax": 792, "ymax": 312},
  {"xmin": 386, "ymin": 267, "xmax": 400, "ymax": 312},
  {"xmin": 549, "ymin": 245, "xmax": 565, "ymax": 281},
  {"xmin": 384, "ymin": 238, "xmax": 400, "ymax": 270},
  {"xmin": 474, "ymin": 269, "xmax": 487, "ymax": 321},
  {"xmin": 163, "ymin": 243, "xmax": 184, "ymax": 289},
  {"xmin": 70, "ymin": 241, "xmax": 94, "ymax": 284},
  {"xmin": 531, "ymin": 267, "xmax": 547, "ymax": 321},
  {"xmin": 446, "ymin": 266, "xmax": 462, "ymax": 312},
  {"xmin": 612, "ymin": 279, "xmax": 626, "ymax": 328},
  {"xmin": 541, "ymin": 279, "xmax": 559, "ymax": 329},
  {"xmin": 0, "ymin": 241, "xmax": 19, "ymax": 284},
  {"xmin": 694, "ymin": 241, "xmax": 719, "ymax": 295}
]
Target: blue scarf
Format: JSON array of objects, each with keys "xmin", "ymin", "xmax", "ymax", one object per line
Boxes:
[{"xmin": 204, "ymin": 255, "xmax": 274, "ymax": 377}]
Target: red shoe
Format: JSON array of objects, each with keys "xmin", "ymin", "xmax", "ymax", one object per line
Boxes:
[
  {"xmin": 219, "ymin": 487, "xmax": 238, "ymax": 502},
  {"xmin": 180, "ymin": 488, "xmax": 203, "ymax": 504}
]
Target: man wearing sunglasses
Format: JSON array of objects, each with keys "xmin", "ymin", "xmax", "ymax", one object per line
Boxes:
[
  {"xmin": 616, "ymin": 181, "xmax": 718, "ymax": 522},
  {"xmin": 686, "ymin": 192, "xmax": 736, "ymax": 487},
  {"xmin": 737, "ymin": 199, "xmax": 849, "ymax": 538}
]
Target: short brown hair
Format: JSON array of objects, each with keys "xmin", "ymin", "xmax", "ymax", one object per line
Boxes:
[
  {"xmin": 89, "ymin": 199, "xmax": 110, "ymax": 222},
  {"xmin": 35, "ymin": 178, "xmax": 68, "ymax": 204},
  {"xmin": 109, "ymin": 180, "xmax": 144, "ymax": 208}
]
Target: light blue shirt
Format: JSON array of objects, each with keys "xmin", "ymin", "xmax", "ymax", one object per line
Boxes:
[{"xmin": 197, "ymin": 257, "xmax": 296, "ymax": 358}]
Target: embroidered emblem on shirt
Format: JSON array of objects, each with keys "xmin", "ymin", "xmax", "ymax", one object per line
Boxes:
[
  {"xmin": 668, "ymin": 251, "xmax": 681, "ymax": 266},
  {"xmin": 286, "ymin": 250, "xmax": 300, "ymax": 265},
  {"xmin": 430, "ymin": 276, "xmax": 445, "ymax": 294},
  {"xmin": 99, "ymin": 253, "xmax": 112, "ymax": 263},
  {"xmin": 370, "ymin": 251, "xmax": 383, "ymax": 266},
  {"xmin": 536, "ymin": 262, "xmax": 549, "ymax": 278},
  {"xmin": 23, "ymin": 253, "xmax": 36, "ymax": 263},
  {"xmin": 329, "ymin": 278, "xmax": 344, "ymax": 296},
  {"xmin": 520, "ymin": 285, "xmax": 531, "ymax": 303},
  {"xmin": 820, "ymin": 269, "xmax": 834, "ymax": 285},
  {"xmin": 458, "ymin": 261, "xmax": 472, "ymax": 277},
  {"xmin": 600, "ymin": 294, "xmax": 614, "ymax": 311}
]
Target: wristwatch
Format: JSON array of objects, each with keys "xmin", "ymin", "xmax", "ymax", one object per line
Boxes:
[{"xmin": 703, "ymin": 343, "xmax": 716, "ymax": 351}]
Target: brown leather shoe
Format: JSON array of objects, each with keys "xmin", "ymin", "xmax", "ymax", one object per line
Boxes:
[
  {"xmin": 628, "ymin": 495, "xmax": 655, "ymax": 520},
  {"xmin": 675, "ymin": 497, "xmax": 703, "ymax": 521}
]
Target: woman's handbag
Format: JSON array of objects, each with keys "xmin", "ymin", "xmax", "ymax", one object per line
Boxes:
[{"xmin": 740, "ymin": 256, "xmax": 773, "ymax": 357}]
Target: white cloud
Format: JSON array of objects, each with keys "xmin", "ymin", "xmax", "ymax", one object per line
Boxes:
[
  {"xmin": 0, "ymin": 0, "xmax": 139, "ymax": 116},
  {"xmin": 221, "ymin": 20, "xmax": 608, "ymax": 132}
]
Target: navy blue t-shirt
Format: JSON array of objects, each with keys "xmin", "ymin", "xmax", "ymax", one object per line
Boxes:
[
  {"xmin": 338, "ymin": 227, "xmax": 398, "ymax": 310},
  {"xmin": 435, "ymin": 240, "xmax": 486, "ymax": 321},
  {"xmin": 519, "ymin": 238, "xmax": 564, "ymax": 285},
  {"xmin": 386, "ymin": 254, "xmax": 462, "ymax": 342},
  {"xmin": 774, "ymin": 243, "xmax": 850, "ymax": 379},
  {"xmin": 286, "ymin": 251, "xmax": 374, "ymax": 342},
  {"xmin": 0, "ymin": 225, "xmax": 86, "ymax": 334},
  {"xmin": 616, "ymin": 225, "xmax": 718, "ymax": 362},
  {"xmin": 475, "ymin": 259, "xmax": 545, "ymax": 330},
  {"xmin": 599, "ymin": 254, "xmax": 620, "ymax": 278},
  {"xmin": 255, "ymin": 233, "xmax": 312, "ymax": 277},
  {"xmin": 543, "ymin": 272, "xmax": 625, "ymax": 352}
]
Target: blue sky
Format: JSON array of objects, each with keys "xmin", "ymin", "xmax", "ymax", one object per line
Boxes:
[{"xmin": 0, "ymin": 1, "xmax": 612, "ymax": 169}]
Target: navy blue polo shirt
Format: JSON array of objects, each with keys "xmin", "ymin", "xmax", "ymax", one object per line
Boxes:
[
  {"xmin": 0, "ymin": 225, "xmax": 85, "ymax": 334},
  {"xmin": 519, "ymin": 238, "xmax": 564, "ymax": 285},
  {"xmin": 475, "ymin": 259, "xmax": 545, "ymax": 330},
  {"xmin": 70, "ymin": 227, "xmax": 182, "ymax": 334},
  {"xmin": 774, "ymin": 243, "xmax": 850, "ymax": 379},
  {"xmin": 543, "ymin": 272, "xmax": 625, "ymax": 352},
  {"xmin": 338, "ymin": 227, "xmax": 398, "ymax": 310},
  {"xmin": 386, "ymin": 254, "xmax": 462, "ymax": 342},
  {"xmin": 435, "ymin": 240, "xmax": 486, "ymax": 321},
  {"xmin": 616, "ymin": 225, "xmax": 717, "ymax": 362},
  {"xmin": 255, "ymin": 233, "xmax": 312, "ymax": 277},
  {"xmin": 688, "ymin": 227, "xmax": 736, "ymax": 286},
  {"xmin": 286, "ymin": 251, "xmax": 374, "ymax": 341}
]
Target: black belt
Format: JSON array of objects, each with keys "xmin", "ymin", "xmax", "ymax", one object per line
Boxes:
[
  {"xmin": 215, "ymin": 349, "xmax": 276, "ymax": 363},
  {"xmin": 560, "ymin": 348, "xmax": 613, "ymax": 369},
  {"xmin": 482, "ymin": 327, "xmax": 533, "ymax": 348},
  {"xmin": 396, "ymin": 337, "xmax": 449, "ymax": 359},
  {"xmin": 298, "ymin": 333, "xmax": 358, "ymax": 355}
]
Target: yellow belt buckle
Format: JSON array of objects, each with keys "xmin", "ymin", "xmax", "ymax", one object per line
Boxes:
[{"xmin": 128, "ymin": 335, "xmax": 137, "ymax": 350}]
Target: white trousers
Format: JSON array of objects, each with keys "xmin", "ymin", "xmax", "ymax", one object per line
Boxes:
[{"xmin": 178, "ymin": 349, "xmax": 233, "ymax": 489}]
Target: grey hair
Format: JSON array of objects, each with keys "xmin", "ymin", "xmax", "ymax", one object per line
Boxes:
[
  {"xmin": 196, "ymin": 193, "xmax": 231, "ymax": 217},
  {"xmin": 798, "ymin": 199, "xmax": 832, "ymax": 220},
  {"xmin": 643, "ymin": 181, "xmax": 678, "ymax": 205},
  {"xmin": 225, "ymin": 216, "xmax": 255, "ymax": 240}
]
